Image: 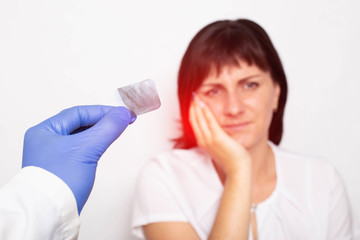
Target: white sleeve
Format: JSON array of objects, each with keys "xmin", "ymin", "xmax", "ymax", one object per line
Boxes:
[
  {"xmin": 327, "ymin": 167, "xmax": 360, "ymax": 239},
  {"xmin": 0, "ymin": 166, "xmax": 80, "ymax": 240},
  {"xmin": 131, "ymin": 160, "xmax": 187, "ymax": 239}
]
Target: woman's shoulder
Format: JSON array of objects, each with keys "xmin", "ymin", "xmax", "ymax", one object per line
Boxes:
[
  {"xmin": 272, "ymin": 143, "xmax": 335, "ymax": 176},
  {"xmin": 271, "ymin": 143, "xmax": 339, "ymax": 200}
]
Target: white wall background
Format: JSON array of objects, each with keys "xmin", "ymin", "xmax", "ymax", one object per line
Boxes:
[{"xmin": 0, "ymin": 0, "xmax": 359, "ymax": 239}]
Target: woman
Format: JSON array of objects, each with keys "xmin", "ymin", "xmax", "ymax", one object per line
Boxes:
[{"xmin": 131, "ymin": 19, "xmax": 358, "ymax": 239}]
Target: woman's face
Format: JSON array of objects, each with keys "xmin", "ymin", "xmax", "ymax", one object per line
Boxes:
[{"xmin": 196, "ymin": 60, "xmax": 280, "ymax": 149}]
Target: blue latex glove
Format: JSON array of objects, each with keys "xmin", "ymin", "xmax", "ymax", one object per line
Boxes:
[{"xmin": 22, "ymin": 105, "xmax": 136, "ymax": 214}]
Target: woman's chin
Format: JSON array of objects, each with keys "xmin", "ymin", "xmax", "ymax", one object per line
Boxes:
[
  {"xmin": 230, "ymin": 133, "xmax": 259, "ymax": 150},
  {"xmin": 231, "ymin": 132, "xmax": 269, "ymax": 152},
  {"xmin": 231, "ymin": 134, "xmax": 248, "ymax": 147}
]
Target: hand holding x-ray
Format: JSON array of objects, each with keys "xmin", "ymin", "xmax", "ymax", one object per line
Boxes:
[{"xmin": 21, "ymin": 79, "xmax": 162, "ymax": 214}]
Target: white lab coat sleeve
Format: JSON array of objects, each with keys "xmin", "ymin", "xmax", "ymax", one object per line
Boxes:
[{"xmin": 0, "ymin": 166, "xmax": 80, "ymax": 240}]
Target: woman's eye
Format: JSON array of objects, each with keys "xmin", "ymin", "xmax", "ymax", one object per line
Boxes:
[
  {"xmin": 205, "ymin": 88, "xmax": 221, "ymax": 96},
  {"xmin": 244, "ymin": 82, "xmax": 259, "ymax": 90}
]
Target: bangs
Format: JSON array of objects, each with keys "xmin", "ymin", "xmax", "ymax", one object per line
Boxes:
[{"xmin": 196, "ymin": 24, "xmax": 270, "ymax": 82}]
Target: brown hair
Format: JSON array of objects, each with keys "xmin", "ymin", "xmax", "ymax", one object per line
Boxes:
[{"xmin": 174, "ymin": 19, "xmax": 288, "ymax": 149}]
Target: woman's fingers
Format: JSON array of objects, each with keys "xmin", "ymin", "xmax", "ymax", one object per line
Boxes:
[
  {"xmin": 190, "ymin": 93, "xmax": 251, "ymax": 175},
  {"xmin": 200, "ymin": 99, "xmax": 227, "ymax": 139},
  {"xmin": 194, "ymin": 96, "xmax": 212, "ymax": 140},
  {"xmin": 193, "ymin": 93, "xmax": 227, "ymax": 144},
  {"xmin": 190, "ymin": 100, "xmax": 207, "ymax": 147},
  {"xmin": 190, "ymin": 94, "xmax": 212, "ymax": 147}
]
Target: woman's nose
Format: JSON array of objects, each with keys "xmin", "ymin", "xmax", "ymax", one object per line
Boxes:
[{"xmin": 224, "ymin": 93, "xmax": 244, "ymax": 116}]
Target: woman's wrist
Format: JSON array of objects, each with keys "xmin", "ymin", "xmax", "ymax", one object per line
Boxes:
[
  {"xmin": 226, "ymin": 165, "xmax": 252, "ymax": 187},
  {"xmin": 225, "ymin": 155, "xmax": 252, "ymax": 177}
]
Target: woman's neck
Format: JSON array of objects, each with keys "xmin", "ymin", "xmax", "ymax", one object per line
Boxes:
[
  {"xmin": 248, "ymin": 140, "xmax": 275, "ymax": 184},
  {"xmin": 248, "ymin": 139, "xmax": 277, "ymax": 204}
]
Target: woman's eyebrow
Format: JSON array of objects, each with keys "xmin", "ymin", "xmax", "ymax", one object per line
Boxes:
[
  {"xmin": 201, "ymin": 74, "xmax": 262, "ymax": 87},
  {"xmin": 237, "ymin": 74, "xmax": 262, "ymax": 82},
  {"xmin": 200, "ymin": 83, "xmax": 224, "ymax": 88}
]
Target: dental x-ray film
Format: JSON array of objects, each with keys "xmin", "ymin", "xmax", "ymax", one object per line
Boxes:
[{"xmin": 116, "ymin": 79, "xmax": 161, "ymax": 115}]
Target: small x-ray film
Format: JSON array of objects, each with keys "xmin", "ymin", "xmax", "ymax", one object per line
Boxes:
[{"xmin": 116, "ymin": 79, "xmax": 161, "ymax": 115}]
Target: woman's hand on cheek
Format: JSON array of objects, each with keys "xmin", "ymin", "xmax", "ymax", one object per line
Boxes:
[{"xmin": 190, "ymin": 94, "xmax": 251, "ymax": 178}]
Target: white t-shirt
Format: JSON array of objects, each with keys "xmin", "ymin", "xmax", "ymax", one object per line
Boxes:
[{"xmin": 132, "ymin": 143, "xmax": 360, "ymax": 240}]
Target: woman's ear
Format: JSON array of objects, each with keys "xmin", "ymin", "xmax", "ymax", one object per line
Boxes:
[{"xmin": 273, "ymin": 83, "xmax": 281, "ymax": 113}]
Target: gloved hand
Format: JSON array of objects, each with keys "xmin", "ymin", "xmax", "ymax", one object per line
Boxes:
[{"xmin": 22, "ymin": 105, "xmax": 136, "ymax": 214}]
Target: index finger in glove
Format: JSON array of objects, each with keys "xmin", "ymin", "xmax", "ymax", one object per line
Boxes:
[
  {"xmin": 42, "ymin": 105, "xmax": 117, "ymax": 135},
  {"xmin": 81, "ymin": 106, "xmax": 135, "ymax": 149}
]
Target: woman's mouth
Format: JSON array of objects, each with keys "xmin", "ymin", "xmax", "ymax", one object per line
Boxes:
[{"xmin": 221, "ymin": 122, "xmax": 250, "ymax": 132}]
